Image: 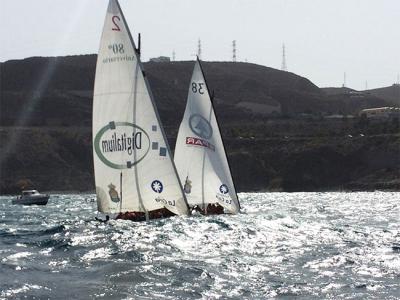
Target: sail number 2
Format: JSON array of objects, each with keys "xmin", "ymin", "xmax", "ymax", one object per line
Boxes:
[
  {"xmin": 191, "ymin": 82, "xmax": 205, "ymax": 94},
  {"xmin": 112, "ymin": 16, "xmax": 121, "ymax": 31}
]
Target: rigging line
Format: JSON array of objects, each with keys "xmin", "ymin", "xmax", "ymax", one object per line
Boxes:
[
  {"xmin": 119, "ymin": 172, "xmax": 123, "ymax": 212},
  {"xmin": 201, "ymin": 143, "xmax": 206, "ymax": 212},
  {"xmin": 132, "ymin": 42, "xmax": 147, "ymax": 217},
  {"xmin": 202, "ymin": 97, "xmax": 214, "ymax": 213}
]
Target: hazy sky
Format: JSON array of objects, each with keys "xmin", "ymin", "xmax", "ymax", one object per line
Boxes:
[{"xmin": 1, "ymin": 0, "xmax": 399, "ymax": 90}]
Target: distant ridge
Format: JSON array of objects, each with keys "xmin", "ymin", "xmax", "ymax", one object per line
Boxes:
[
  {"xmin": 0, "ymin": 55, "xmax": 394, "ymax": 128},
  {"xmin": 321, "ymin": 87, "xmax": 356, "ymax": 96},
  {"xmin": 365, "ymin": 84, "xmax": 400, "ymax": 106}
]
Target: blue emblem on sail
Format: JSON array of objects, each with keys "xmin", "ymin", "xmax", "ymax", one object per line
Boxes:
[
  {"xmin": 189, "ymin": 114, "xmax": 213, "ymax": 139},
  {"xmin": 219, "ymin": 184, "xmax": 229, "ymax": 194},
  {"xmin": 151, "ymin": 180, "xmax": 163, "ymax": 193},
  {"xmin": 159, "ymin": 147, "xmax": 167, "ymax": 156}
]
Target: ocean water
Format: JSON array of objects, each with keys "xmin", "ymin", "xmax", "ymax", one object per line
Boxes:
[{"xmin": 0, "ymin": 192, "xmax": 399, "ymax": 299}]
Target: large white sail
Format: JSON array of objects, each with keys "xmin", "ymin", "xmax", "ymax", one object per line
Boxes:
[
  {"xmin": 93, "ymin": 0, "xmax": 189, "ymax": 216},
  {"xmin": 174, "ymin": 59, "xmax": 240, "ymax": 214}
]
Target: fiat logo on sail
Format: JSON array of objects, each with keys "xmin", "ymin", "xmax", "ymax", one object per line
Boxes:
[{"xmin": 94, "ymin": 121, "xmax": 150, "ymax": 169}]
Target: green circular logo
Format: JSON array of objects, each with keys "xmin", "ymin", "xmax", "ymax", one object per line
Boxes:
[{"xmin": 94, "ymin": 121, "xmax": 150, "ymax": 169}]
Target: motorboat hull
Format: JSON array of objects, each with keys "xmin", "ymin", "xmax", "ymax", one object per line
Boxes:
[{"xmin": 12, "ymin": 195, "xmax": 49, "ymax": 206}]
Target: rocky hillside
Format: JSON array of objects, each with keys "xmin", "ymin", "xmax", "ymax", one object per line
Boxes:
[
  {"xmin": 366, "ymin": 84, "xmax": 400, "ymax": 106},
  {"xmin": 1, "ymin": 119, "xmax": 399, "ymax": 194},
  {"xmin": 0, "ymin": 55, "xmax": 399, "ymax": 194}
]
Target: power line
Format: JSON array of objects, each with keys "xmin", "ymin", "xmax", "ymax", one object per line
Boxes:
[
  {"xmin": 197, "ymin": 39, "xmax": 202, "ymax": 59},
  {"xmin": 232, "ymin": 40, "xmax": 236, "ymax": 62},
  {"xmin": 281, "ymin": 43, "xmax": 287, "ymax": 71},
  {"xmin": 342, "ymin": 72, "xmax": 347, "ymax": 88}
]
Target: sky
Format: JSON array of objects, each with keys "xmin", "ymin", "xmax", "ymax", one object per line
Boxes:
[{"xmin": 0, "ymin": 0, "xmax": 399, "ymax": 90}]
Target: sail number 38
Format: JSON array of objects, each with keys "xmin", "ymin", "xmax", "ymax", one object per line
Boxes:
[{"xmin": 191, "ymin": 82, "xmax": 205, "ymax": 94}]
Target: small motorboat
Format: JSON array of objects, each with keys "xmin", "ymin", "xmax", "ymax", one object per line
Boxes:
[{"xmin": 12, "ymin": 190, "xmax": 49, "ymax": 205}]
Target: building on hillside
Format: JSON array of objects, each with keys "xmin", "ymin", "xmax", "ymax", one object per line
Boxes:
[
  {"xmin": 235, "ymin": 101, "xmax": 281, "ymax": 116},
  {"xmin": 324, "ymin": 114, "xmax": 355, "ymax": 119},
  {"xmin": 359, "ymin": 107, "xmax": 400, "ymax": 119},
  {"xmin": 149, "ymin": 56, "xmax": 170, "ymax": 63}
]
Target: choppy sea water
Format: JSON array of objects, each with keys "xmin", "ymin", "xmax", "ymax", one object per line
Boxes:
[{"xmin": 0, "ymin": 192, "xmax": 399, "ymax": 300}]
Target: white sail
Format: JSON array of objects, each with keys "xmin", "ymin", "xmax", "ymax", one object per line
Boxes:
[
  {"xmin": 93, "ymin": 0, "xmax": 189, "ymax": 216},
  {"xmin": 174, "ymin": 59, "xmax": 240, "ymax": 214}
]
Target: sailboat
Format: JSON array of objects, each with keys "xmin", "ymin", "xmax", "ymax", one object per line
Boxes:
[
  {"xmin": 174, "ymin": 59, "xmax": 240, "ymax": 214},
  {"xmin": 92, "ymin": 0, "xmax": 190, "ymax": 221}
]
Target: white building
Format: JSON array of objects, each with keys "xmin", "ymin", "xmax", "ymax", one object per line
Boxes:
[
  {"xmin": 149, "ymin": 56, "xmax": 170, "ymax": 63},
  {"xmin": 359, "ymin": 107, "xmax": 400, "ymax": 119}
]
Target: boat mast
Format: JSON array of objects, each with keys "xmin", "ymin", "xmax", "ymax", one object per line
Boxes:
[{"xmin": 137, "ymin": 33, "xmax": 141, "ymax": 56}]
